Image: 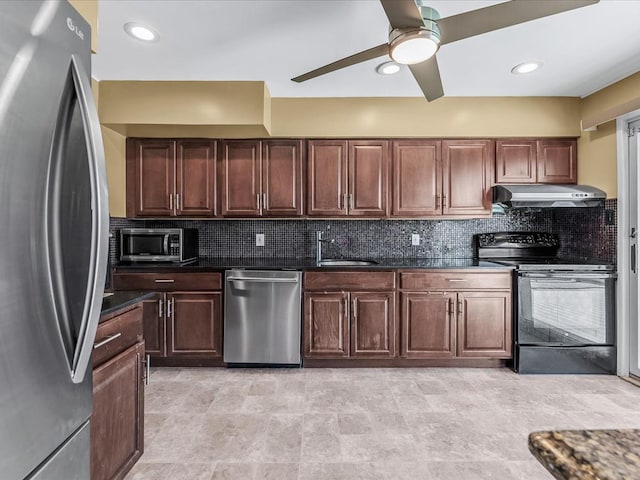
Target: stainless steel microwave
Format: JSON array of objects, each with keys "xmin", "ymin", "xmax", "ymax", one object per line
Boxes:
[{"xmin": 120, "ymin": 228, "xmax": 198, "ymax": 264}]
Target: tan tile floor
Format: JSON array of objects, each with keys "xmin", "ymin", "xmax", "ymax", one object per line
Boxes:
[{"xmin": 125, "ymin": 367, "xmax": 640, "ymax": 480}]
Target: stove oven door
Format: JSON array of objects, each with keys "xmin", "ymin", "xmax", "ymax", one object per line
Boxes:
[
  {"xmin": 518, "ymin": 272, "xmax": 616, "ymax": 346},
  {"xmin": 515, "ymin": 271, "xmax": 617, "ymax": 374}
]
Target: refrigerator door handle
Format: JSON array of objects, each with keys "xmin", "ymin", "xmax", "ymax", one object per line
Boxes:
[{"xmin": 66, "ymin": 55, "xmax": 109, "ymax": 383}]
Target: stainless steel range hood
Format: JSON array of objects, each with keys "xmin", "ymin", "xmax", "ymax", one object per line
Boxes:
[{"xmin": 493, "ymin": 184, "xmax": 606, "ymax": 208}]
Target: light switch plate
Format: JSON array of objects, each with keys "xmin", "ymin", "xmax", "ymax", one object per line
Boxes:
[
  {"xmin": 256, "ymin": 234, "xmax": 265, "ymax": 246},
  {"xmin": 411, "ymin": 234, "xmax": 420, "ymax": 246}
]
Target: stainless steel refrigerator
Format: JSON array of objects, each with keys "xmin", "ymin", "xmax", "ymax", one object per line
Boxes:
[{"xmin": 0, "ymin": 1, "xmax": 108, "ymax": 479}]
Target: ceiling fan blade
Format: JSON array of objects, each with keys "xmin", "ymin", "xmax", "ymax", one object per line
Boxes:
[
  {"xmin": 437, "ymin": 0, "xmax": 599, "ymax": 46},
  {"xmin": 409, "ymin": 55, "xmax": 444, "ymax": 102},
  {"xmin": 379, "ymin": 0, "xmax": 424, "ymax": 29},
  {"xmin": 292, "ymin": 43, "xmax": 389, "ymax": 83}
]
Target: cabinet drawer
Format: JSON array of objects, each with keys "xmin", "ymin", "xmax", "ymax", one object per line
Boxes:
[
  {"xmin": 304, "ymin": 271, "xmax": 395, "ymax": 290},
  {"xmin": 112, "ymin": 272, "xmax": 222, "ymax": 291},
  {"xmin": 94, "ymin": 306, "xmax": 143, "ymax": 367},
  {"xmin": 399, "ymin": 271, "xmax": 511, "ymax": 290}
]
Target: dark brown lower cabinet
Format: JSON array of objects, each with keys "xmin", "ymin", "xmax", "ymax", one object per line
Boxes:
[
  {"xmin": 399, "ymin": 271, "xmax": 512, "ymax": 360},
  {"xmin": 457, "ymin": 291, "xmax": 512, "ymax": 358},
  {"xmin": 350, "ymin": 292, "xmax": 395, "ymax": 357},
  {"xmin": 304, "ymin": 292, "xmax": 349, "ymax": 357},
  {"xmin": 92, "ymin": 304, "xmax": 145, "ymax": 480},
  {"xmin": 113, "ymin": 272, "xmax": 223, "ymax": 365},
  {"xmin": 141, "ymin": 291, "xmax": 223, "ymax": 360},
  {"xmin": 141, "ymin": 293, "xmax": 165, "ymax": 356},
  {"xmin": 167, "ymin": 292, "xmax": 223, "ymax": 356},
  {"xmin": 401, "ymin": 292, "xmax": 456, "ymax": 358},
  {"xmin": 303, "ymin": 289, "xmax": 395, "ymax": 359}
]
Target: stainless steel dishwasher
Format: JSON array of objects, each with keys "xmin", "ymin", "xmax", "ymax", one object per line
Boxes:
[{"xmin": 224, "ymin": 270, "xmax": 302, "ymax": 366}]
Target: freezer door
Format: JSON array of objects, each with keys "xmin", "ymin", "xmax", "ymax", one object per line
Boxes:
[
  {"xmin": 28, "ymin": 422, "xmax": 90, "ymax": 480},
  {"xmin": 0, "ymin": 2, "xmax": 108, "ymax": 479}
]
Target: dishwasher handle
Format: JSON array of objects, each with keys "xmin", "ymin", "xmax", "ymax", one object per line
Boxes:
[{"xmin": 226, "ymin": 276, "xmax": 300, "ymax": 283}]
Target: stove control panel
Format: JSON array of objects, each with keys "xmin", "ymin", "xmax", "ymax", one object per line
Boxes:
[{"xmin": 476, "ymin": 232, "xmax": 559, "ymax": 249}]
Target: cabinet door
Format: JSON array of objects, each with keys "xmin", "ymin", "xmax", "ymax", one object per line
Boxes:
[
  {"xmin": 176, "ymin": 140, "xmax": 216, "ymax": 216},
  {"xmin": 536, "ymin": 139, "xmax": 577, "ymax": 184},
  {"xmin": 392, "ymin": 140, "xmax": 442, "ymax": 216},
  {"xmin": 351, "ymin": 292, "xmax": 396, "ymax": 357},
  {"xmin": 304, "ymin": 292, "xmax": 349, "ymax": 357},
  {"xmin": 167, "ymin": 292, "xmax": 222, "ymax": 357},
  {"xmin": 400, "ymin": 292, "xmax": 456, "ymax": 358},
  {"xmin": 91, "ymin": 342, "xmax": 144, "ymax": 480},
  {"xmin": 141, "ymin": 294, "xmax": 166, "ymax": 357},
  {"xmin": 348, "ymin": 140, "xmax": 389, "ymax": 217},
  {"xmin": 457, "ymin": 291, "xmax": 512, "ymax": 358},
  {"xmin": 128, "ymin": 139, "xmax": 175, "ymax": 217},
  {"xmin": 495, "ymin": 140, "xmax": 536, "ymax": 184},
  {"xmin": 221, "ymin": 140, "xmax": 261, "ymax": 216},
  {"xmin": 262, "ymin": 140, "xmax": 303, "ymax": 216},
  {"xmin": 307, "ymin": 140, "xmax": 348, "ymax": 216},
  {"xmin": 442, "ymin": 140, "xmax": 492, "ymax": 216}
]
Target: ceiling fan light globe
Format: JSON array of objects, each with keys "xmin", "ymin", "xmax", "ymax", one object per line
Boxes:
[{"xmin": 389, "ymin": 28, "xmax": 440, "ymax": 65}]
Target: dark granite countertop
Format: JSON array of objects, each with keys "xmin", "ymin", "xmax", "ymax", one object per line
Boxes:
[
  {"xmin": 101, "ymin": 291, "xmax": 155, "ymax": 318},
  {"xmin": 529, "ymin": 429, "xmax": 640, "ymax": 479},
  {"xmin": 113, "ymin": 257, "xmax": 514, "ymax": 271}
]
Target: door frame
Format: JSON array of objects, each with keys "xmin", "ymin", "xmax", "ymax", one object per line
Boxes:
[{"xmin": 615, "ymin": 110, "xmax": 640, "ymax": 376}]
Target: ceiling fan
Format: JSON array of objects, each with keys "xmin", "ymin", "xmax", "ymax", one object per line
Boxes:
[{"xmin": 292, "ymin": 0, "xmax": 599, "ymax": 101}]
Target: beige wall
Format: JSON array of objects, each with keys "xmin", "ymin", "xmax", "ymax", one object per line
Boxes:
[
  {"xmin": 68, "ymin": 0, "xmax": 98, "ymax": 52},
  {"xmin": 98, "ymin": 81, "xmax": 271, "ymax": 134},
  {"xmin": 271, "ymin": 97, "xmax": 581, "ymax": 137},
  {"xmin": 102, "ymin": 127, "xmax": 127, "ymax": 217},
  {"xmin": 578, "ymin": 120, "xmax": 617, "ymax": 197},
  {"xmin": 577, "ymin": 72, "xmax": 640, "ymax": 199}
]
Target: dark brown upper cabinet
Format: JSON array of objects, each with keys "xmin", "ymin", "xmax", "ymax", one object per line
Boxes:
[
  {"xmin": 220, "ymin": 139, "xmax": 303, "ymax": 217},
  {"xmin": 392, "ymin": 139, "xmax": 492, "ymax": 218},
  {"xmin": 126, "ymin": 139, "xmax": 216, "ymax": 218},
  {"xmin": 495, "ymin": 138, "xmax": 577, "ymax": 184},
  {"xmin": 392, "ymin": 140, "xmax": 442, "ymax": 216},
  {"xmin": 442, "ymin": 139, "xmax": 493, "ymax": 217},
  {"xmin": 536, "ymin": 139, "xmax": 577, "ymax": 184},
  {"xmin": 307, "ymin": 140, "xmax": 389, "ymax": 217}
]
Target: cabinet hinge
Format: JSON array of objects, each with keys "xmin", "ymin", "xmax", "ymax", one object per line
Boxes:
[{"xmin": 629, "ymin": 127, "xmax": 636, "ymax": 137}]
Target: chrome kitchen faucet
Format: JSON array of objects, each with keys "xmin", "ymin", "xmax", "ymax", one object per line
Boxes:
[{"xmin": 316, "ymin": 231, "xmax": 334, "ymax": 265}]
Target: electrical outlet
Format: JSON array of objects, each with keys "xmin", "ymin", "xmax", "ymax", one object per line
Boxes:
[
  {"xmin": 411, "ymin": 234, "xmax": 420, "ymax": 246},
  {"xmin": 256, "ymin": 233, "xmax": 265, "ymax": 246},
  {"xmin": 605, "ymin": 210, "xmax": 615, "ymax": 225}
]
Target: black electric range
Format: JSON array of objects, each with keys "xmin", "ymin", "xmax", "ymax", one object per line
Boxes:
[
  {"xmin": 475, "ymin": 231, "xmax": 614, "ymax": 271},
  {"xmin": 475, "ymin": 232, "xmax": 617, "ymax": 374}
]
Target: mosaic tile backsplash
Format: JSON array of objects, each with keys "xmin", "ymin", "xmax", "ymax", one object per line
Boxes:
[{"xmin": 110, "ymin": 199, "xmax": 617, "ymax": 265}]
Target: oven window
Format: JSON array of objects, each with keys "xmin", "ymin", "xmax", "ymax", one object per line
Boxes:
[
  {"xmin": 125, "ymin": 235, "xmax": 165, "ymax": 256},
  {"xmin": 518, "ymin": 275, "xmax": 615, "ymax": 346}
]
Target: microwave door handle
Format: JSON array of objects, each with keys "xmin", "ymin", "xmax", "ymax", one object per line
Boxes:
[
  {"xmin": 164, "ymin": 234, "xmax": 170, "ymax": 256},
  {"xmin": 67, "ymin": 55, "xmax": 109, "ymax": 384}
]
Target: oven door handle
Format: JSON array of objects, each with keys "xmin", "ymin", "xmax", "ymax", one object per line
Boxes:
[{"xmin": 520, "ymin": 272, "xmax": 616, "ymax": 279}]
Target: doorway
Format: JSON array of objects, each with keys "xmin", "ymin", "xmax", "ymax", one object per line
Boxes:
[
  {"xmin": 628, "ymin": 119, "xmax": 640, "ymax": 378},
  {"xmin": 618, "ymin": 114, "xmax": 640, "ymax": 378}
]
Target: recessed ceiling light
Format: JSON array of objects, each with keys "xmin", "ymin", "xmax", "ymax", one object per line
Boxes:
[
  {"xmin": 511, "ymin": 61, "xmax": 542, "ymax": 75},
  {"xmin": 376, "ymin": 61, "xmax": 401, "ymax": 75},
  {"xmin": 124, "ymin": 22, "xmax": 158, "ymax": 42}
]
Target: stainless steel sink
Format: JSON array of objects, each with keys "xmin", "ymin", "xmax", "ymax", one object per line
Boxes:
[{"xmin": 318, "ymin": 259, "xmax": 378, "ymax": 266}]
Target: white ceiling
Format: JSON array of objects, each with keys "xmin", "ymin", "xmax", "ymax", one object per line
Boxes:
[{"xmin": 92, "ymin": 0, "xmax": 640, "ymax": 99}]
